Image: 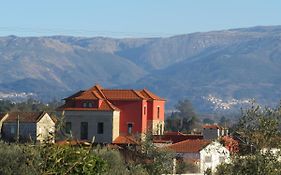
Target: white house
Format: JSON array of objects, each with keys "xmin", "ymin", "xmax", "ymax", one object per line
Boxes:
[
  {"xmin": 200, "ymin": 141, "xmax": 230, "ymax": 173},
  {"xmin": 168, "ymin": 139, "xmax": 230, "ymax": 174}
]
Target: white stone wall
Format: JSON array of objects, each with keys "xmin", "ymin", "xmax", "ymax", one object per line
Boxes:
[
  {"xmin": 149, "ymin": 120, "xmax": 164, "ymax": 135},
  {"xmin": 37, "ymin": 113, "xmax": 55, "ymax": 142},
  {"xmin": 199, "ymin": 141, "xmax": 230, "ymax": 173},
  {"xmin": 64, "ymin": 110, "xmax": 119, "ymax": 143},
  {"xmin": 112, "ymin": 111, "xmax": 120, "ymax": 141}
]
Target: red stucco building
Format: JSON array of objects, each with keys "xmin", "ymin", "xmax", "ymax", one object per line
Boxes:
[{"xmin": 58, "ymin": 84, "xmax": 165, "ymax": 143}]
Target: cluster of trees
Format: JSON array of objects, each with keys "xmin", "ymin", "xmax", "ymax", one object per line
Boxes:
[
  {"xmin": 0, "ymin": 98, "xmax": 62, "ymax": 113},
  {"xmin": 165, "ymin": 99, "xmax": 200, "ymax": 133},
  {"xmin": 0, "ymin": 135, "xmax": 176, "ymax": 175},
  {"xmin": 215, "ymin": 103, "xmax": 281, "ymax": 175}
]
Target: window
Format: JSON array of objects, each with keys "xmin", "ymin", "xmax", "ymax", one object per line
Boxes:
[
  {"xmin": 88, "ymin": 102, "xmax": 93, "ymax": 108},
  {"xmin": 97, "ymin": 122, "xmax": 104, "ymax": 134},
  {"xmin": 83, "ymin": 102, "xmax": 93, "ymax": 108},
  {"xmin": 80, "ymin": 122, "xmax": 88, "ymax": 140},
  {"xmin": 128, "ymin": 123, "xmax": 133, "ymax": 134},
  {"xmin": 144, "ymin": 106, "xmax": 146, "ymax": 115},
  {"xmin": 205, "ymin": 156, "xmax": 212, "ymax": 163},
  {"xmin": 157, "ymin": 106, "xmax": 160, "ymax": 118},
  {"xmin": 65, "ymin": 122, "xmax": 72, "ymax": 134},
  {"xmin": 83, "ymin": 102, "xmax": 87, "ymax": 108},
  {"xmin": 11, "ymin": 126, "xmax": 16, "ymax": 134}
]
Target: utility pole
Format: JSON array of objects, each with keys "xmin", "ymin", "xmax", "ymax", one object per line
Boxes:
[{"xmin": 16, "ymin": 114, "xmax": 19, "ymax": 142}]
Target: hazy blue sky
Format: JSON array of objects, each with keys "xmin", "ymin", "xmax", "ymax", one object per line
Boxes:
[{"xmin": 1, "ymin": 0, "xmax": 281, "ymax": 37}]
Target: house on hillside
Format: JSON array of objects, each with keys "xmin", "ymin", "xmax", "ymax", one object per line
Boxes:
[
  {"xmin": 57, "ymin": 84, "xmax": 165, "ymax": 144},
  {"xmin": 167, "ymin": 140, "xmax": 230, "ymax": 173},
  {"xmin": 1, "ymin": 111, "xmax": 56, "ymax": 142}
]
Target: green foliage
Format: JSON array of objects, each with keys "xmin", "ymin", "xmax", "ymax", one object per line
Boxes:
[
  {"xmin": 0, "ymin": 142, "xmax": 39, "ymax": 175},
  {"xmin": 0, "ymin": 98, "xmax": 62, "ymax": 113},
  {"xmin": 216, "ymin": 151, "xmax": 281, "ymax": 175},
  {"xmin": 203, "ymin": 118, "xmax": 215, "ymax": 124},
  {"xmin": 0, "ymin": 100, "xmax": 15, "ymax": 113},
  {"xmin": 166, "ymin": 99, "xmax": 199, "ymax": 132},
  {"xmin": 11, "ymin": 98, "xmax": 62, "ymax": 113},
  {"xmin": 204, "ymin": 168, "xmax": 212, "ymax": 175},
  {"xmin": 38, "ymin": 144, "xmax": 107, "ymax": 175},
  {"xmin": 0, "ymin": 141, "xmax": 108, "ymax": 175},
  {"xmin": 94, "ymin": 147, "xmax": 129, "ymax": 175},
  {"xmin": 128, "ymin": 133, "xmax": 175, "ymax": 175},
  {"xmin": 234, "ymin": 103, "xmax": 281, "ymax": 153},
  {"xmin": 215, "ymin": 103, "xmax": 281, "ymax": 175},
  {"xmin": 176, "ymin": 160, "xmax": 198, "ymax": 174}
]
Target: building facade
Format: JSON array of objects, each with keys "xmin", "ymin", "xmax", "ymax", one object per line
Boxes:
[
  {"xmin": 58, "ymin": 84, "xmax": 165, "ymax": 143},
  {"xmin": 1, "ymin": 112, "xmax": 56, "ymax": 142}
]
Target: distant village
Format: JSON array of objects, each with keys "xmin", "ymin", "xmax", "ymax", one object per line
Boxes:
[{"xmin": 0, "ymin": 84, "xmax": 242, "ymax": 174}]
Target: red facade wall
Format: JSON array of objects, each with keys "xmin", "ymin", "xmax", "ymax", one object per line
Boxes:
[
  {"xmin": 147, "ymin": 100, "xmax": 165, "ymax": 121},
  {"xmin": 70, "ymin": 99, "xmax": 164, "ymax": 136},
  {"xmin": 110, "ymin": 100, "xmax": 147, "ymax": 135}
]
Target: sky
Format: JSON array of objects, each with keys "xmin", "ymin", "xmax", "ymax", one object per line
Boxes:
[{"xmin": 0, "ymin": 0, "xmax": 281, "ymax": 38}]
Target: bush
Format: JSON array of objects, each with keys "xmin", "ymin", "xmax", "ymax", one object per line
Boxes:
[
  {"xmin": 0, "ymin": 142, "xmax": 40, "ymax": 175},
  {"xmin": 0, "ymin": 141, "xmax": 108, "ymax": 175},
  {"xmin": 38, "ymin": 143, "xmax": 108, "ymax": 174}
]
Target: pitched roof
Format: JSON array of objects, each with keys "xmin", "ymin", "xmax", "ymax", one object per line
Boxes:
[
  {"xmin": 4, "ymin": 111, "xmax": 51, "ymax": 123},
  {"xmin": 203, "ymin": 124, "xmax": 222, "ymax": 129},
  {"xmin": 153, "ymin": 134, "xmax": 203, "ymax": 144},
  {"xmin": 64, "ymin": 84, "xmax": 165, "ymax": 101},
  {"xmin": 58, "ymin": 99, "xmax": 120, "ymax": 111},
  {"xmin": 102, "ymin": 89, "xmax": 145, "ymax": 100},
  {"xmin": 0, "ymin": 113, "xmax": 7, "ymax": 121},
  {"xmin": 113, "ymin": 135, "xmax": 139, "ymax": 145},
  {"xmin": 140, "ymin": 89, "xmax": 165, "ymax": 101},
  {"xmin": 167, "ymin": 139, "xmax": 211, "ymax": 153}
]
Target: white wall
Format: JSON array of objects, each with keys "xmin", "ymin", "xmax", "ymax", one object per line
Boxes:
[
  {"xmin": 37, "ymin": 113, "xmax": 55, "ymax": 142},
  {"xmin": 199, "ymin": 141, "xmax": 230, "ymax": 173},
  {"xmin": 64, "ymin": 110, "xmax": 119, "ymax": 143}
]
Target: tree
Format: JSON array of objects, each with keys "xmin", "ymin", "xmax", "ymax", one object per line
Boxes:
[
  {"xmin": 215, "ymin": 103, "xmax": 281, "ymax": 175},
  {"xmin": 166, "ymin": 99, "xmax": 199, "ymax": 132},
  {"xmin": 128, "ymin": 133, "xmax": 175, "ymax": 175},
  {"xmin": 0, "ymin": 100, "xmax": 14, "ymax": 113},
  {"xmin": 175, "ymin": 99, "xmax": 197, "ymax": 119}
]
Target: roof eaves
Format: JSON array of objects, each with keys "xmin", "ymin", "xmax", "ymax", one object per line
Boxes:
[
  {"xmin": 132, "ymin": 90, "xmax": 145, "ymax": 100},
  {"xmin": 104, "ymin": 100, "xmax": 120, "ymax": 111}
]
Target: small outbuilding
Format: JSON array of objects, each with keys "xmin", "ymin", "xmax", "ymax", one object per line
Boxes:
[{"xmin": 1, "ymin": 111, "xmax": 56, "ymax": 142}]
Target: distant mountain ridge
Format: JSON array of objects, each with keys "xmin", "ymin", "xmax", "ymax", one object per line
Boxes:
[{"xmin": 1, "ymin": 25, "xmax": 281, "ymax": 112}]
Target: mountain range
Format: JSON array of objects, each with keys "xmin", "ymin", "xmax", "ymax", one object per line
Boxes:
[{"xmin": 1, "ymin": 26, "xmax": 281, "ymax": 112}]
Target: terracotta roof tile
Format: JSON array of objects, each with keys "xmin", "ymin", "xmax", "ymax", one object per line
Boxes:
[
  {"xmin": 63, "ymin": 85, "xmax": 165, "ymax": 102},
  {"xmin": 113, "ymin": 135, "xmax": 139, "ymax": 145},
  {"xmin": 59, "ymin": 100, "xmax": 120, "ymax": 111},
  {"xmin": 168, "ymin": 139, "xmax": 211, "ymax": 153},
  {"xmin": 60, "ymin": 84, "xmax": 165, "ymax": 111},
  {"xmin": 140, "ymin": 89, "xmax": 165, "ymax": 101},
  {"xmin": 203, "ymin": 124, "xmax": 222, "ymax": 129},
  {"xmin": 102, "ymin": 89, "xmax": 144, "ymax": 100},
  {"xmin": 153, "ymin": 134, "xmax": 203, "ymax": 143},
  {"xmin": 4, "ymin": 112, "xmax": 47, "ymax": 123}
]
